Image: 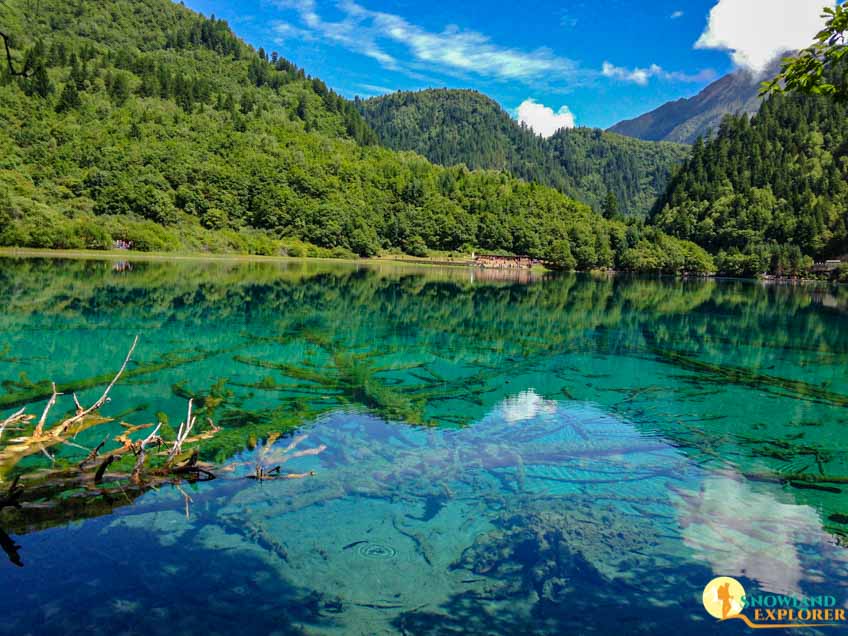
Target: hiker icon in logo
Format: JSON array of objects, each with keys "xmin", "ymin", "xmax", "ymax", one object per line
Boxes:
[{"xmin": 703, "ymin": 577, "xmax": 746, "ymax": 620}]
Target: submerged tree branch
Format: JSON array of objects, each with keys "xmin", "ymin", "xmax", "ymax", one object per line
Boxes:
[{"xmin": 53, "ymin": 336, "xmax": 139, "ymax": 437}]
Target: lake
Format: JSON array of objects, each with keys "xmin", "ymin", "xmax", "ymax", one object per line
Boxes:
[{"xmin": 1, "ymin": 257, "xmax": 847, "ymax": 635}]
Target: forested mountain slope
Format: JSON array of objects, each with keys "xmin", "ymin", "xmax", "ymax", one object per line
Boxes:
[
  {"xmin": 358, "ymin": 89, "xmax": 689, "ymax": 217},
  {"xmin": 651, "ymin": 93, "xmax": 848, "ymax": 275},
  {"xmin": 608, "ymin": 63, "xmax": 777, "ymax": 144},
  {"xmin": 545, "ymin": 127, "xmax": 690, "ymax": 219},
  {"xmin": 0, "ymin": 0, "xmax": 712, "ymax": 273}
]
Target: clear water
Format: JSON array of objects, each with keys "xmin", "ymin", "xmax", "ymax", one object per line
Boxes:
[{"xmin": 1, "ymin": 257, "xmax": 848, "ymax": 635}]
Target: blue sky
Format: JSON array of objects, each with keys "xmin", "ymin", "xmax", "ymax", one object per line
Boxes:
[{"xmin": 180, "ymin": 0, "xmax": 834, "ymax": 131}]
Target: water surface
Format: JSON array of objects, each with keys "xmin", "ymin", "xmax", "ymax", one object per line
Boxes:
[{"xmin": 1, "ymin": 258, "xmax": 847, "ymax": 635}]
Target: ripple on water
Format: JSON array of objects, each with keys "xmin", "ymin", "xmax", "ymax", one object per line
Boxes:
[{"xmin": 357, "ymin": 542, "xmax": 397, "ymax": 560}]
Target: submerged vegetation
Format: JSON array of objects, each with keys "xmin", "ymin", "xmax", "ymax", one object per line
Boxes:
[
  {"xmin": 0, "ymin": 338, "xmax": 218, "ymax": 534},
  {"xmin": 233, "ymin": 333, "xmax": 493, "ymax": 427},
  {"xmin": 1, "ymin": 258, "xmax": 847, "ymax": 549},
  {"xmin": 0, "ymin": 334, "xmax": 329, "ymax": 542}
]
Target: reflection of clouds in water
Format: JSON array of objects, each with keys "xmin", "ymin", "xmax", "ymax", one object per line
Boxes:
[
  {"xmin": 496, "ymin": 390, "xmax": 558, "ymax": 424},
  {"xmin": 673, "ymin": 474, "xmax": 848, "ymax": 596}
]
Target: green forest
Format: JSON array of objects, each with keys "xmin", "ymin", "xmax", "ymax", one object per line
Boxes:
[
  {"xmin": 4, "ymin": 0, "xmax": 847, "ymax": 278},
  {"xmin": 652, "ymin": 93, "xmax": 848, "ymax": 277},
  {"xmin": 0, "ymin": 0, "xmax": 714, "ymax": 274},
  {"xmin": 358, "ymin": 89, "xmax": 690, "ymax": 218}
]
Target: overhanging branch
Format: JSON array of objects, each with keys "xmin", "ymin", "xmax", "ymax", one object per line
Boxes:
[{"xmin": 0, "ymin": 30, "xmax": 30, "ymax": 78}]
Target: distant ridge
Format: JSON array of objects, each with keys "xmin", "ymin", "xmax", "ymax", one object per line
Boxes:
[
  {"xmin": 359, "ymin": 88, "xmax": 689, "ymax": 217},
  {"xmin": 609, "ymin": 58, "xmax": 785, "ymax": 144}
]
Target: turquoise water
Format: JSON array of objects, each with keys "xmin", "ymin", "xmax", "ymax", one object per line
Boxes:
[{"xmin": 1, "ymin": 257, "xmax": 848, "ymax": 635}]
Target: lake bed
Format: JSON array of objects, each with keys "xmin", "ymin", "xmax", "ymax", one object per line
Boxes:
[{"xmin": 1, "ymin": 258, "xmax": 847, "ymax": 635}]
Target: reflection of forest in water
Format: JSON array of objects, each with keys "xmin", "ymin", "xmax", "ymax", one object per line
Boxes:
[{"xmin": 0, "ymin": 257, "xmax": 847, "ymax": 538}]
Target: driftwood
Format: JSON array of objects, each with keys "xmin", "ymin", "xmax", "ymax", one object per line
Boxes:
[
  {"xmin": 243, "ymin": 433, "xmax": 325, "ymax": 481},
  {"xmin": 0, "ymin": 408, "xmax": 28, "ymax": 442},
  {"xmin": 0, "ymin": 338, "xmax": 225, "ymax": 524},
  {"xmin": 0, "ymin": 336, "xmax": 335, "ymax": 556},
  {"xmin": 0, "ymin": 337, "xmax": 141, "ymax": 480}
]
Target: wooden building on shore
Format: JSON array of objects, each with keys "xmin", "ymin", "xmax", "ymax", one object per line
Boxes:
[{"xmin": 812, "ymin": 259, "xmax": 845, "ymax": 274}]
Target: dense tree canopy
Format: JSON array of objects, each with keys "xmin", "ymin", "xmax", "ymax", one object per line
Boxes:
[
  {"xmin": 357, "ymin": 89, "xmax": 690, "ymax": 217},
  {"xmin": 0, "ymin": 0, "xmax": 712, "ymax": 274},
  {"xmin": 651, "ymin": 91, "xmax": 848, "ymax": 276}
]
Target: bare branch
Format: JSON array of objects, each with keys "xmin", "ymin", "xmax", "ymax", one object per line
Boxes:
[
  {"xmin": 53, "ymin": 336, "xmax": 139, "ymax": 437},
  {"xmin": 167, "ymin": 399, "xmax": 196, "ymax": 463},
  {"xmin": 0, "ymin": 407, "xmax": 26, "ymax": 441},
  {"xmin": 0, "ymin": 31, "xmax": 31, "ymax": 78},
  {"xmin": 0, "ymin": 475, "xmax": 23, "ymax": 510},
  {"xmin": 34, "ymin": 383, "xmax": 60, "ymax": 437},
  {"xmin": 280, "ymin": 434, "xmax": 308, "ymax": 455},
  {"xmin": 175, "ymin": 484, "xmax": 193, "ymax": 520},
  {"xmin": 38, "ymin": 444, "xmax": 54, "ymax": 464},
  {"xmin": 131, "ymin": 423, "xmax": 161, "ymax": 485},
  {"xmin": 78, "ymin": 435, "xmax": 109, "ymax": 469},
  {"xmin": 279, "ymin": 444, "xmax": 327, "ymax": 465},
  {"xmin": 93, "ymin": 455, "xmax": 117, "ymax": 485}
]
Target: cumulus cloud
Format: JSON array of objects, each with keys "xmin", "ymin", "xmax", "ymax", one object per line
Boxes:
[
  {"xmin": 516, "ymin": 99, "xmax": 575, "ymax": 137},
  {"xmin": 602, "ymin": 62, "xmax": 715, "ymax": 86},
  {"xmin": 670, "ymin": 10, "xmax": 684, "ymax": 19},
  {"xmin": 695, "ymin": 0, "xmax": 836, "ymax": 73},
  {"xmin": 273, "ymin": 0, "xmax": 579, "ymax": 83}
]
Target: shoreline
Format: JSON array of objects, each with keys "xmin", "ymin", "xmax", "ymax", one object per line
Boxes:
[
  {"xmin": 0, "ymin": 247, "xmax": 475, "ymax": 270},
  {"xmin": 0, "ymin": 247, "xmax": 547, "ymax": 274},
  {"xmin": 0, "ymin": 248, "xmax": 842, "ymax": 286}
]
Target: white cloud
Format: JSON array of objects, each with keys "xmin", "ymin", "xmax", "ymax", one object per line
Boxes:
[
  {"xmin": 516, "ymin": 98, "xmax": 575, "ymax": 137},
  {"xmin": 671, "ymin": 10, "xmax": 684, "ymax": 19},
  {"xmin": 602, "ymin": 61, "xmax": 716, "ymax": 85},
  {"xmin": 272, "ymin": 0, "xmax": 580, "ymax": 84},
  {"xmin": 602, "ymin": 62, "xmax": 661, "ymax": 85},
  {"xmin": 695, "ymin": 0, "xmax": 836, "ymax": 73},
  {"xmin": 356, "ymin": 83, "xmax": 395, "ymax": 97},
  {"xmin": 272, "ymin": 21, "xmax": 315, "ymax": 44}
]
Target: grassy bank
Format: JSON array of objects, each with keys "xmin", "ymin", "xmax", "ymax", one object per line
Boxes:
[{"xmin": 0, "ymin": 247, "xmax": 485, "ymax": 270}]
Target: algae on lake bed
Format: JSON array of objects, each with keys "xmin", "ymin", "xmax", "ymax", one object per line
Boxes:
[{"xmin": 1, "ymin": 258, "xmax": 848, "ymax": 635}]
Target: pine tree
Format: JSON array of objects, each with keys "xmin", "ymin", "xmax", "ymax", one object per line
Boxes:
[
  {"xmin": 108, "ymin": 72, "xmax": 130, "ymax": 105},
  {"xmin": 602, "ymin": 191, "xmax": 620, "ymax": 220},
  {"xmin": 296, "ymin": 94, "xmax": 308, "ymax": 120},
  {"xmin": 55, "ymin": 81, "xmax": 81, "ymax": 113},
  {"xmin": 69, "ymin": 53, "xmax": 85, "ymax": 90},
  {"xmin": 27, "ymin": 62, "xmax": 52, "ymax": 98}
]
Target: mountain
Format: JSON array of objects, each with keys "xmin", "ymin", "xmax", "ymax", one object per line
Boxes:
[
  {"xmin": 651, "ymin": 91, "xmax": 848, "ymax": 276},
  {"xmin": 0, "ymin": 0, "xmax": 713, "ymax": 273},
  {"xmin": 608, "ymin": 61, "xmax": 784, "ymax": 144},
  {"xmin": 357, "ymin": 89, "xmax": 690, "ymax": 217}
]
